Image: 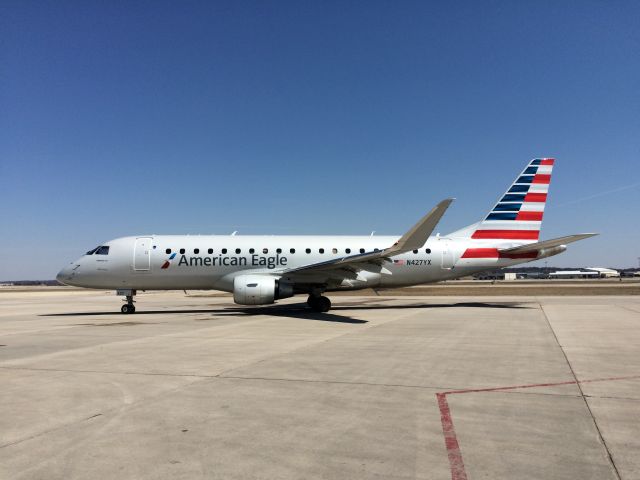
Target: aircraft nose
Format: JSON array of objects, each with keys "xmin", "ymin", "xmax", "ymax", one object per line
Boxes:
[
  {"xmin": 56, "ymin": 264, "xmax": 77, "ymax": 285},
  {"xmin": 56, "ymin": 267, "xmax": 69, "ymax": 284}
]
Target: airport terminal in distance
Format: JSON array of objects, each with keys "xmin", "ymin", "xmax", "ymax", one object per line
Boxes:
[{"xmin": 2, "ymin": 159, "xmax": 639, "ymax": 480}]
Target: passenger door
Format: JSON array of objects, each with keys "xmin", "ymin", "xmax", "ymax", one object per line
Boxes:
[{"xmin": 134, "ymin": 237, "xmax": 153, "ymax": 271}]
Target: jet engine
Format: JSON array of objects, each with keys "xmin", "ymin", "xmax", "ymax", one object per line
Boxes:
[{"xmin": 233, "ymin": 275, "xmax": 294, "ymax": 305}]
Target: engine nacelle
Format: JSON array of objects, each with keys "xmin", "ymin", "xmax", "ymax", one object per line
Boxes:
[{"xmin": 233, "ymin": 275, "xmax": 294, "ymax": 305}]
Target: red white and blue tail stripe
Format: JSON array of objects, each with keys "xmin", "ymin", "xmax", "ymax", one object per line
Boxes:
[{"xmin": 470, "ymin": 158, "xmax": 554, "ymax": 242}]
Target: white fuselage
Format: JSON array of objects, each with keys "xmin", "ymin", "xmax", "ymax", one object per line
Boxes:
[{"xmin": 57, "ymin": 234, "xmax": 532, "ymax": 292}]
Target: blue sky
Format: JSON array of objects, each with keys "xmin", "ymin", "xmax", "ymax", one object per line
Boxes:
[{"xmin": 1, "ymin": 1, "xmax": 639, "ymax": 279}]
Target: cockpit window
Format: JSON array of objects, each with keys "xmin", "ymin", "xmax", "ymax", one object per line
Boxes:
[
  {"xmin": 96, "ymin": 246, "xmax": 110, "ymax": 255},
  {"xmin": 86, "ymin": 246, "xmax": 100, "ymax": 255}
]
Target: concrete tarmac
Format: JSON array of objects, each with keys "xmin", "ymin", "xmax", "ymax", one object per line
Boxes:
[{"xmin": 0, "ymin": 290, "xmax": 638, "ymax": 479}]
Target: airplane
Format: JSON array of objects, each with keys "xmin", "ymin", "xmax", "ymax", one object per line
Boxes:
[{"xmin": 57, "ymin": 158, "xmax": 596, "ymax": 314}]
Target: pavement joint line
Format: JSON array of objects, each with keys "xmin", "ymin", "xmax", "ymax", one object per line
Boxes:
[
  {"xmin": 0, "ymin": 364, "xmax": 612, "ymax": 402},
  {"xmin": 2, "ymin": 364, "xmax": 635, "ymax": 402},
  {"xmin": 0, "ymin": 316, "xmax": 297, "ymax": 366},
  {"xmin": 584, "ymin": 395, "xmax": 640, "ymax": 402},
  {"xmin": 216, "ymin": 375, "xmax": 635, "ymax": 400},
  {"xmin": 435, "ymin": 372, "xmax": 640, "ymax": 480},
  {"xmin": 0, "ymin": 374, "xmax": 212, "ymax": 450},
  {"xmin": 215, "ymin": 307, "xmax": 424, "ymax": 379},
  {"xmin": 539, "ymin": 303, "xmax": 622, "ymax": 480},
  {"xmin": 4, "ymin": 293, "xmax": 639, "ymax": 477},
  {"xmin": 0, "ymin": 310, "xmax": 417, "ymax": 383},
  {"xmin": 0, "ymin": 365, "xmax": 216, "ymax": 378},
  {"xmin": 433, "ymin": 298, "xmax": 638, "ymax": 480},
  {"xmin": 619, "ymin": 305, "xmax": 640, "ymax": 314},
  {"xmin": 0, "ymin": 411, "xmax": 108, "ymax": 449},
  {"xmin": 219, "ymin": 374, "xmax": 457, "ymax": 391},
  {"xmin": 436, "ymin": 374, "xmax": 640, "ymax": 480}
]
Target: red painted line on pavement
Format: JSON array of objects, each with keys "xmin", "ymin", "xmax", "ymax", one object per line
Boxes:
[
  {"xmin": 436, "ymin": 393, "xmax": 468, "ymax": 480},
  {"xmin": 436, "ymin": 374, "xmax": 640, "ymax": 479}
]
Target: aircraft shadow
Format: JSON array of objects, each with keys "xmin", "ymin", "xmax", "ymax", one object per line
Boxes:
[
  {"xmin": 40, "ymin": 301, "xmax": 530, "ymax": 323},
  {"xmin": 331, "ymin": 301, "xmax": 533, "ymax": 311},
  {"xmin": 204, "ymin": 303, "xmax": 367, "ymax": 323},
  {"xmin": 42, "ymin": 309, "xmax": 223, "ymax": 317},
  {"xmin": 40, "ymin": 306, "xmax": 366, "ymax": 324}
]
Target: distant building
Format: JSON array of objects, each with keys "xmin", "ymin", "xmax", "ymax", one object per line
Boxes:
[
  {"xmin": 585, "ymin": 267, "xmax": 619, "ymax": 278},
  {"xmin": 517, "ymin": 271, "xmax": 548, "ymax": 279},
  {"xmin": 474, "ymin": 272, "xmax": 505, "ymax": 281},
  {"xmin": 548, "ymin": 270, "xmax": 600, "ymax": 279},
  {"xmin": 621, "ymin": 270, "xmax": 640, "ymax": 277}
]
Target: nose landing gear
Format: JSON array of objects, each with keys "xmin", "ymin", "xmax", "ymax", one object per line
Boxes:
[
  {"xmin": 121, "ymin": 302, "xmax": 136, "ymax": 314},
  {"xmin": 117, "ymin": 290, "xmax": 136, "ymax": 314}
]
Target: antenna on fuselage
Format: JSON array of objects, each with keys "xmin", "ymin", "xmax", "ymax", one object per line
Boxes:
[
  {"xmin": 231, "ymin": 231, "xmax": 238, "ymax": 236},
  {"xmin": 370, "ymin": 231, "xmax": 375, "ymax": 236}
]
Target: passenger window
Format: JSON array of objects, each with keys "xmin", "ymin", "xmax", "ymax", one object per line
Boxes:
[
  {"xmin": 360, "ymin": 248, "xmax": 365, "ymax": 253},
  {"xmin": 194, "ymin": 248, "xmax": 200, "ymax": 254},
  {"xmin": 276, "ymin": 248, "xmax": 282, "ymax": 254},
  {"xmin": 96, "ymin": 246, "xmax": 110, "ymax": 255},
  {"xmin": 425, "ymin": 248, "xmax": 431, "ymax": 254},
  {"xmin": 332, "ymin": 248, "xmax": 338, "ymax": 254},
  {"xmin": 222, "ymin": 248, "xmax": 227, "ymax": 254},
  {"xmin": 306, "ymin": 248, "xmax": 311, "ymax": 254},
  {"xmin": 249, "ymin": 248, "xmax": 255, "ymax": 254},
  {"xmin": 413, "ymin": 249, "xmax": 418, "ymax": 254},
  {"xmin": 263, "ymin": 248, "xmax": 268, "ymax": 254},
  {"xmin": 208, "ymin": 248, "xmax": 213, "ymax": 254},
  {"xmin": 180, "ymin": 248, "xmax": 185, "ymax": 254},
  {"xmin": 346, "ymin": 248, "xmax": 351, "ymax": 254},
  {"xmin": 236, "ymin": 248, "xmax": 241, "ymax": 254},
  {"xmin": 166, "ymin": 248, "xmax": 172, "ymax": 254},
  {"xmin": 319, "ymin": 248, "xmax": 324, "ymax": 254},
  {"xmin": 290, "ymin": 248, "xmax": 295, "ymax": 254}
]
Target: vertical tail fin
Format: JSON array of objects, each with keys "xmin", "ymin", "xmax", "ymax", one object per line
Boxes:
[{"xmin": 450, "ymin": 158, "xmax": 554, "ymax": 241}]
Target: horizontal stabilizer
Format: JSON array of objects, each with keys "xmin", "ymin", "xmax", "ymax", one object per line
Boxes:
[{"xmin": 499, "ymin": 233, "xmax": 598, "ymax": 254}]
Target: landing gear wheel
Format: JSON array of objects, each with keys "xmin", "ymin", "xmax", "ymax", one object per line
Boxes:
[
  {"xmin": 307, "ymin": 295, "xmax": 319, "ymax": 309},
  {"xmin": 308, "ymin": 295, "xmax": 331, "ymax": 313},
  {"xmin": 121, "ymin": 304, "xmax": 135, "ymax": 314}
]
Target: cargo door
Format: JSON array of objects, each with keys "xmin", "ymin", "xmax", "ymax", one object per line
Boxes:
[{"xmin": 134, "ymin": 237, "xmax": 152, "ymax": 271}]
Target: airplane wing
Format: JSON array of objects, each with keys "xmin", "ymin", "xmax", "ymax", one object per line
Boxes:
[
  {"xmin": 279, "ymin": 199, "xmax": 454, "ymax": 284},
  {"xmin": 498, "ymin": 233, "xmax": 598, "ymax": 254}
]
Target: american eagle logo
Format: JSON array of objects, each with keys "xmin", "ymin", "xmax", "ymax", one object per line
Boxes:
[{"xmin": 161, "ymin": 253, "xmax": 176, "ymax": 269}]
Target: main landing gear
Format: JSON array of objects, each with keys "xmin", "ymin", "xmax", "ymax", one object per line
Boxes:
[
  {"xmin": 118, "ymin": 289, "xmax": 136, "ymax": 314},
  {"xmin": 307, "ymin": 294, "xmax": 331, "ymax": 313}
]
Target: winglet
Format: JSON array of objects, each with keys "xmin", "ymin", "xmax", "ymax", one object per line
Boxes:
[{"xmin": 386, "ymin": 198, "xmax": 454, "ymax": 255}]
